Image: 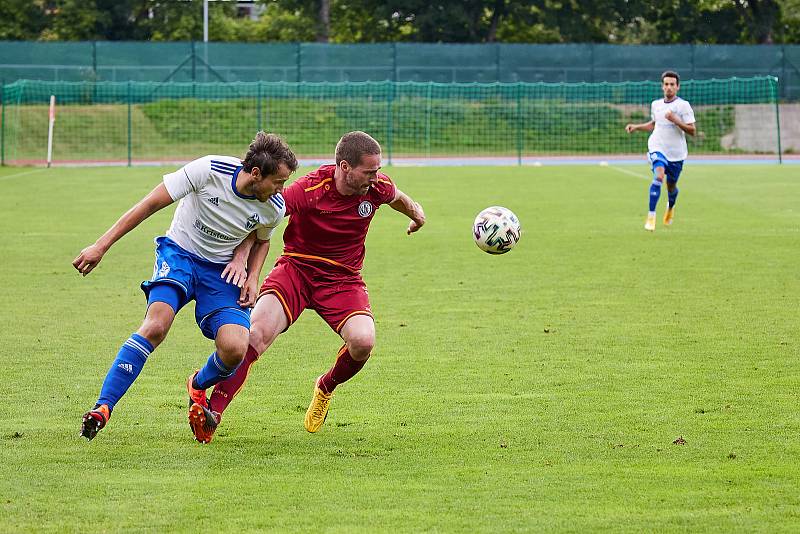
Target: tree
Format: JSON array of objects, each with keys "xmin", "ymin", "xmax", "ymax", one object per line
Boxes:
[
  {"xmin": 0, "ymin": 0, "xmax": 46, "ymax": 40},
  {"xmin": 5, "ymin": 0, "xmax": 798, "ymax": 44}
]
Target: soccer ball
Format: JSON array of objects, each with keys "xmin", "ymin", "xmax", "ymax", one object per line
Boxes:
[{"xmin": 472, "ymin": 206, "xmax": 521, "ymax": 254}]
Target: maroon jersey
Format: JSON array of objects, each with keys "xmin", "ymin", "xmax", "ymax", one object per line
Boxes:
[{"xmin": 281, "ymin": 165, "xmax": 397, "ymax": 273}]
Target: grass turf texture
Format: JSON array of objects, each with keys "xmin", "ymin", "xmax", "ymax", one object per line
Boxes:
[{"xmin": 1, "ymin": 163, "xmax": 799, "ymax": 532}]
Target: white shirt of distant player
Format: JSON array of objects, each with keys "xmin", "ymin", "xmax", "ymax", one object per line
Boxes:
[
  {"xmin": 648, "ymin": 97, "xmax": 696, "ymax": 162},
  {"xmin": 162, "ymin": 155, "xmax": 285, "ymax": 263}
]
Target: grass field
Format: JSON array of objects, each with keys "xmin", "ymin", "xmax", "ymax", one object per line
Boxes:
[{"xmin": 1, "ymin": 163, "xmax": 799, "ymax": 532}]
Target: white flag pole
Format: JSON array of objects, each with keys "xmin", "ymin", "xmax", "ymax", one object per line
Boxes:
[{"xmin": 46, "ymin": 95, "xmax": 56, "ymax": 168}]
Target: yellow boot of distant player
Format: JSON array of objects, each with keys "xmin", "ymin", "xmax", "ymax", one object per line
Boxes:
[
  {"xmin": 663, "ymin": 206, "xmax": 675, "ymax": 226},
  {"xmin": 644, "ymin": 212, "xmax": 656, "ymax": 232}
]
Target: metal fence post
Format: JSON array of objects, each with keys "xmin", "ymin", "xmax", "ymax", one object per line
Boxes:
[
  {"xmin": 393, "ymin": 42, "xmax": 398, "ymax": 82},
  {"xmin": 772, "ymin": 76, "xmax": 782, "ymax": 164},
  {"xmin": 496, "ymin": 43, "xmax": 501, "ymax": 82},
  {"xmin": 257, "ymin": 81, "xmax": 262, "ymax": 132},
  {"xmin": 386, "ymin": 81, "xmax": 394, "ymax": 166},
  {"xmin": 92, "ymin": 41, "xmax": 98, "ymax": 101},
  {"xmin": 127, "ymin": 81, "xmax": 132, "ymax": 167},
  {"xmin": 425, "ymin": 82, "xmax": 432, "ymax": 159},
  {"xmin": 297, "ymin": 43, "xmax": 302, "ymax": 82},
  {"xmin": 1, "ymin": 80, "xmax": 5, "ymax": 166},
  {"xmin": 782, "ymin": 44, "xmax": 788, "ymax": 100},
  {"xmin": 516, "ymin": 83, "xmax": 523, "ymax": 165}
]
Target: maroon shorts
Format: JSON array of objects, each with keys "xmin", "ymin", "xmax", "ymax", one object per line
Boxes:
[{"xmin": 258, "ymin": 256, "xmax": 372, "ymax": 333}]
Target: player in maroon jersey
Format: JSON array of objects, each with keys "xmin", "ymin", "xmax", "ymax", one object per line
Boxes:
[{"xmin": 188, "ymin": 131, "xmax": 425, "ymax": 442}]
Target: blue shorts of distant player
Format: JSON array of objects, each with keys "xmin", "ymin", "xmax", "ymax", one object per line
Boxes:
[
  {"xmin": 648, "ymin": 151, "xmax": 684, "ymax": 183},
  {"xmin": 140, "ymin": 236, "xmax": 250, "ymax": 340}
]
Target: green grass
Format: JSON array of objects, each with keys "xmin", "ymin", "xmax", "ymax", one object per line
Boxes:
[{"xmin": 1, "ymin": 163, "xmax": 799, "ymax": 532}]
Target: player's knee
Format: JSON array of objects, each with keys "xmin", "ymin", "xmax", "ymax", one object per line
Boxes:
[
  {"xmin": 138, "ymin": 319, "xmax": 170, "ymax": 347},
  {"xmin": 216, "ymin": 337, "xmax": 248, "ymax": 366},
  {"xmin": 347, "ymin": 333, "xmax": 375, "ymax": 360}
]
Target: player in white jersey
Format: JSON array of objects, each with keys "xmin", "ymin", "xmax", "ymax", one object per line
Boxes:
[
  {"xmin": 625, "ymin": 71, "xmax": 696, "ymax": 231},
  {"xmin": 73, "ymin": 132, "xmax": 298, "ymax": 442}
]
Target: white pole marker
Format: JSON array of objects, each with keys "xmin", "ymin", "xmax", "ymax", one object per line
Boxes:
[{"xmin": 46, "ymin": 95, "xmax": 56, "ymax": 168}]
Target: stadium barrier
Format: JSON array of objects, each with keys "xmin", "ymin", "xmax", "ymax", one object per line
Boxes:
[
  {"xmin": 1, "ymin": 42, "xmax": 798, "ymax": 100},
  {"xmin": 0, "ymin": 77, "xmax": 782, "ymax": 166}
]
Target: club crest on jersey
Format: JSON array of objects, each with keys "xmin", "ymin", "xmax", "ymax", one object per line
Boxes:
[
  {"xmin": 245, "ymin": 213, "xmax": 260, "ymax": 230},
  {"xmin": 358, "ymin": 201, "xmax": 373, "ymax": 218}
]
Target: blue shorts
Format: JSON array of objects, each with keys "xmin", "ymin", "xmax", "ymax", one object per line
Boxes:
[
  {"xmin": 141, "ymin": 236, "xmax": 250, "ymax": 340},
  {"xmin": 648, "ymin": 151, "xmax": 684, "ymax": 183}
]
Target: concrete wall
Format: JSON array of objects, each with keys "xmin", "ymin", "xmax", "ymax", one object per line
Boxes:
[{"xmin": 721, "ymin": 104, "xmax": 800, "ymax": 153}]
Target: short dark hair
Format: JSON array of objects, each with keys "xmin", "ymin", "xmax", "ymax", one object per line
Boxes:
[
  {"xmin": 242, "ymin": 132, "xmax": 298, "ymax": 176},
  {"xmin": 335, "ymin": 131, "xmax": 381, "ymax": 167},
  {"xmin": 661, "ymin": 71, "xmax": 680, "ymax": 84}
]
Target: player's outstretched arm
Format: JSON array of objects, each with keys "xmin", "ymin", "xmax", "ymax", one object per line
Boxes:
[
  {"xmin": 389, "ymin": 189, "xmax": 426, "ymax": 235},
  {"xmin": 625, "ymin": 120, "xmax": 655, "ymax": 134},
  {"xmin": 238, "ymin": 238, "xmax": 270, "ymax": 308},
  {"xmin": 72, "ymin": 183, "xmax": 174, "ymax": 276}
]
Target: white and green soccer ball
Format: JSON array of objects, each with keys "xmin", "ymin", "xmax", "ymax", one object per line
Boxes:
[{"xmin": 472, "ymin": 206, "xmax": 521, "ymax": 254}]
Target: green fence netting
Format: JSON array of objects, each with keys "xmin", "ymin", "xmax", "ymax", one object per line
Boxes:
[
  {"xmin": 1, "ymin": 42, "xmax": 798, "ymax": 99},
  {"xmin": 0, "ymin": 77, "xmax": 781, "ymax": 166}
]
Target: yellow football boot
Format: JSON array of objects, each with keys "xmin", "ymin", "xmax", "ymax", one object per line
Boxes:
[
  {"xmin": 663, "ymin": 206, "xmax": 675, "ymax": 226},
  {"xmin": 644, "ymin": 213, "xmax": 656, "ymax": 232},
  {"xmin": 304, "ymin": 376, "xmax": 333, "ymax": 433}
]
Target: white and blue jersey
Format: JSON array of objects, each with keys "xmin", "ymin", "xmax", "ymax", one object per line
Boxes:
[
  {"xmin": 648, "ymin": 97, "xmax": 695, "ymax": 163},
  {"xmin": 140, "ymin": 156, "xmax": 286, "ymax": 338},
  {"xmin": 162, "ymin": 155, "xmax": 285, "ymax": 263}
]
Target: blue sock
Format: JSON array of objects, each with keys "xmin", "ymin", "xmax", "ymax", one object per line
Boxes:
[
  {"xmin": 648, "ymin": 178, "xmax": 662, "ymax": 212},
  {"xmin": 96, "ymin": 333, "xmax": 154, "ymax": 411},
  {"xmin": 193, "ymin": 352, "xmax": 240, "ymax": 390},
  {"xmin": 668, "ymin": 186, "xmax": 679, "ymax": 208}
]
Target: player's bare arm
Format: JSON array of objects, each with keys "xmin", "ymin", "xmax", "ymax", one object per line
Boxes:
[
  {"xmin": 222, "ymin": 231, "xmax": 256, "ymax": 288},
  {"xmin": 238, "ymin": 238, "xmax": 270, "ymax": 307},
  {"xmin": 389, "ymin": 189, "xmax": 426, "ymax": 235},
  {"xmin": 72, "ymin": 183, "xmax": 174, "ymax": 276},
  {"xmin": 625, "ymin": 120, "xmax": 655, "ymax": 134},
  {"xmin": 664, "ymin": 111, "xmax": 696, "ymax": 136}
]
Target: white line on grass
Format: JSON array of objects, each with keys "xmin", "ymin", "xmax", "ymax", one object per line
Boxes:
[
  {"xmin": 0, "ymin": 168, "xmax": 48, "ymax": 181},
  {"xmin": 609, "ymin": 165, "xmax": 649, "ymax": 181}
]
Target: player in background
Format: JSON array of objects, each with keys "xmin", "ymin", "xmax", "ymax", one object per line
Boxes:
[
  {"xmin": 187, "ymin": 131, "xmax": 426, "ymax": 443},
  {"xmin": 625, "ymin": 71, "xmax": 696, "ymax": 231},
  {"xmin": 73, "ymin": 132, "xmax": 298, "ymax": 441}
]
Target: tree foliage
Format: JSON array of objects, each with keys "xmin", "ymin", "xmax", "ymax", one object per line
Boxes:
[{"xmin": 3, "ymin": 0, "xmax": 798, "ymax": 44}]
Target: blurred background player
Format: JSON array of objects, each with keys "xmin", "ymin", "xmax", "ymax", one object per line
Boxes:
[
  {"xmin": 73, "ymin": 132, "xmax": 297, "ymax": 441},
  {"xmin": 625, "ymin": 71, "xmax": 696, "ymax": 231},
  {"xmin": 188, "ymin": 131, "xmax": 426, "ymax": 443}
]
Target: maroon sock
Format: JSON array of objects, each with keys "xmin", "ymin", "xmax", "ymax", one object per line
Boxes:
[
  {"xmin": 209, "ymin": 345, "xmax": 259, "ymax": 415},
  {"xmin": 318, "ymin": 346, "xmax": 368, "ymax": 394}
]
